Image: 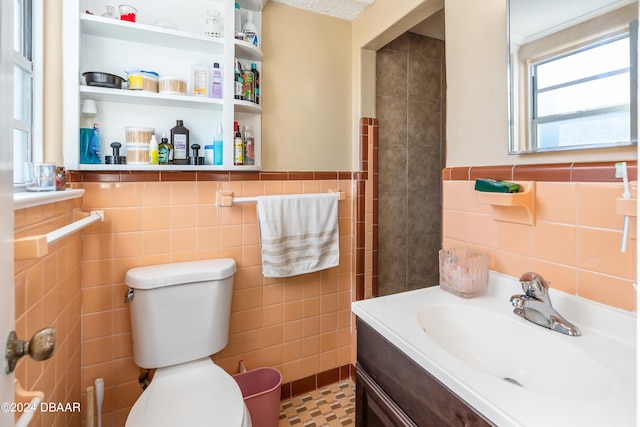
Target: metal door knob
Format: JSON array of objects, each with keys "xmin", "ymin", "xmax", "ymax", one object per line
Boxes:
[{"xmin": 5, "ymin": 328, "xmax": 56, "ymax": 374}]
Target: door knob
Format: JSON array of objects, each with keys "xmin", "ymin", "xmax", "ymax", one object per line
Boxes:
[{"xmin": 5, "ymin": 328, "xmax": 56, "ymax": 374}]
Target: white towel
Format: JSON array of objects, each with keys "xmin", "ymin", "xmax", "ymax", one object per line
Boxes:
[{"xmin": 256, "ymin": 193, "xmax": 339, "ymax": 278}]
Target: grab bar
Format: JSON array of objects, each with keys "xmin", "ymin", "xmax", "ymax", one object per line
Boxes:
[
  {"xmin": 14, "ymin": 209, "xmax": 104, "ymax": 260},
  {"xmin": 215, "ymin": 189, "xmax": 345, "ymax": 207}
]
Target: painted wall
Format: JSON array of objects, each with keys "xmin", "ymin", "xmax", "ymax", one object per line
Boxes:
[{"xmin": 262, "ymin": 3, "xmax": 353, "ymax": 171}]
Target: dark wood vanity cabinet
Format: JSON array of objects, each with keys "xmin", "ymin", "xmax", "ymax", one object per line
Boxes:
[{"xmin": 356, "ymin": 318, "xmax": 494, "ymax": 427}]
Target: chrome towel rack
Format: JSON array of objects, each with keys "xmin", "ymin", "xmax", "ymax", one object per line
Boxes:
[{"xmin": 215, "ymin": 189, "xmax": 346, "ymax": 207}]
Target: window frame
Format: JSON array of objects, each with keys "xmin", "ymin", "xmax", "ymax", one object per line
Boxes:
[
  {"xmin": 13, "ymin": 0, "xmax": 43, "ymax": 189},
  {"xmin": 528, "ymin": 28, "xmax": 637, "ymax": 151},
  {"xmin": 528, "ymin": 30, "xmax": 637, "ymax": 151}
]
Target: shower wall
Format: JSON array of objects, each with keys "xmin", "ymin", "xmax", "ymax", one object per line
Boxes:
[{"xmin": 376, "ymin": 32, "xmax": 446, "ymax": 296}]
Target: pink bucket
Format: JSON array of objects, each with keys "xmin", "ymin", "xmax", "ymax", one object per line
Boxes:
[{"xmin": 233, "ymin": 367, "xmax": 283, "ymax": 427}]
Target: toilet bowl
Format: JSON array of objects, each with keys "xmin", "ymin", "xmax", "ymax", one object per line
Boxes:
[{"xmin": 124, "ymin": 259, "xmax": 251, "ymax": 427}]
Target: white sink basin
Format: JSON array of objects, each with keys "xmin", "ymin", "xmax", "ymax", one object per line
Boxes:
[
  {"xmin": 352, "ymin": 271, "xmax": 637, "ymax": 427},
  {"xmin": 418, "ymin": 303, "xmax": 612, "ymax": 400}
]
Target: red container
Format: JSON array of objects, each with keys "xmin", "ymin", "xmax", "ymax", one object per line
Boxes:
[
  {"xmin": 233, "ymin": 367, "xmax": 282, "ymax": 427},
  {"xmin": 119, "ymin": 5, "xmax": 137, "ymax": 22}
]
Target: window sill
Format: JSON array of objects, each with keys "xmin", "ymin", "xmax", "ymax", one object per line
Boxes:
[{"xmin": 14, "ymin": 189, "xmax": 85, "ymax": 210}]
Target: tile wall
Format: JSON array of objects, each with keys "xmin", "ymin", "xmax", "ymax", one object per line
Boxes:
[
  {"xmin": 13, "ymin": 198, "xmax": 83, "ymax": 427},
  {"xmin": 75, "ymin": 174, "xmax": 357, "ymax": 425},
  {"xmin": 442, "ymin": 163, "xmax": 638, "ymax": 311},
  {"xmin": 376, "ymin": 32, "xmax": 446, "ymax": 295}
]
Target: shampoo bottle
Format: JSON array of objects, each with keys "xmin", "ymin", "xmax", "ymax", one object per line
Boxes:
[
  {"xmin": 148, "ymin": 134, "xmax": 159, "ymax": 165},
  {"xmin": 212, "ymin": 63, "xmax": 222, "ymax": 98}
]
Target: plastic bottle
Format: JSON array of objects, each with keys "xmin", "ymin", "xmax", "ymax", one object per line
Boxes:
[
  {"xmin": 214, "ymin": 122, "xmax": 224, "ymax": 166},
  {"xmin": 148, "ymin": 134, "xmax": 159, "ymax": 165},
  {"xmin": 191, "ymin": 64, "xmax": 208, "ymax": 97},
  {"xmin": 171, "ymin": 120, "xmax": 190, "ymax": 165},
  {"xmin": 88, "ymin": 123, "xmax": 102, "ymax": 164},
  {"xmin": 251, "ymin": 63, "xmax": 260, "ymax": 104},
  {"xmin": 243, "ymin": 11, "xmax": 258, "ymax": 47},
  {"xmin": 242, "ymin": 67, "xmax": 254, "ymax": 102},
  {"xmin": 211, "ymin": 63, "xmax": 222, "ymax": 99},
  {"xmin": 158, "ymin": 133, "xmax": 171, "ymax": 165},
  {"xmin": 234, "ymin": 3, "xmax": 244, "ymax": 39},
  {"xmin": 234, "ymin": 121, "xmax": 244, "ymax": 165},
  {"xmin": 243, "ymin": 126, "xmax": 254, "ymax": 166},
  {"xmin": 234, "ymin": 61, "xmax": 243, "ymax": 100}
]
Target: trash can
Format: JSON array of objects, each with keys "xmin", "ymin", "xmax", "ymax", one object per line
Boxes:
[{"xmin": 233, "ymin": 367, "xmax": 283, "ymax": 427}]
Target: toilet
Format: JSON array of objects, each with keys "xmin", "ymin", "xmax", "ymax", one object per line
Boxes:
[{"xmin": 124, "ymin": 258, "xmax": 251, "ymax": 427}]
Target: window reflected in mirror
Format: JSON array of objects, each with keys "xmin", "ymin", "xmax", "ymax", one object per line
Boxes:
[{"xmin": 508, "ymin": 0, "xmax": 638, "ymax": 153}]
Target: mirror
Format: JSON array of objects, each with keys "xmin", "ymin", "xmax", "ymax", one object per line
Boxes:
[{"xmin": 508, "ymin": 0, "xmax": 638, "ymax": 153}]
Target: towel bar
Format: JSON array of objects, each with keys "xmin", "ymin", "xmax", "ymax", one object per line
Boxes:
[
  {"xmin": 14, "ymin": 209, "xmax": 104, "ymax": 260},
  {"xmin": 216, "ymin": 190, "xmax": 346, "ymax": 207}
]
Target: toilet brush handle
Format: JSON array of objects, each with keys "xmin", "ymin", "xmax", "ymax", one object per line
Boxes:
[{"xmin": 95, "ymin": 378, "xmax": 104, "ymax": 427}]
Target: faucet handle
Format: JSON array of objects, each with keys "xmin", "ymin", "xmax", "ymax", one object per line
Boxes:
[{"xmin": 519, "ymin": 272, "xmax": 549, "ymax": 298}]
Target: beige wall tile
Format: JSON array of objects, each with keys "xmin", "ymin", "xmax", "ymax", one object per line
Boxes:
[
  {"xmin": 533, "ymin": 221, "xmax": 577, "ymax": 266},
  {"xmin": 578, "ymin": 183, "xmax": 625, "ymax": 229},
  {"xmin": 442, "ymin": 180, "xmax": 468, "ymax": 211},
  {"xmin": 536, "ymin": 182, "xmax": 577, "ymax": 224},
  {"xmin": 577, "ymin": 227, "xmax": 635, "ymax": 279}
]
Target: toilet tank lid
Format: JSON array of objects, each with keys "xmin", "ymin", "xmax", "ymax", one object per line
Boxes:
[{"xmin": 125, "ymin": 258, "xmax": 236, "ymax": 290}]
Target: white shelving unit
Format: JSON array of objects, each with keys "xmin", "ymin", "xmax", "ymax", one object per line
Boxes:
[{"xmin": 62, "ymin": 0, "xmax": 264, "ymax": 171}]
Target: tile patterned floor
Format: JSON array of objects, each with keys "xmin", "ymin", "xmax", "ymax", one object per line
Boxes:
[{"xmin": 278, "ymin": 380, "xmax": 356, "ymax": 426}]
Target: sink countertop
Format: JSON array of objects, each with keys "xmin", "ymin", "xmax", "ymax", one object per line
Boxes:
[{"xmin": 351, "ymin": 271, "xmax": 637, "ymax": 427}]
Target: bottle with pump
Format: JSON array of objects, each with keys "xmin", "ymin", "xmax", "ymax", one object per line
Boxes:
[
  {"xmin": 243, "ymin": 125, "xmax": 255, "ymax": 166},
  {"xmin": 158, "ymin": 134, "xmax": 171, "ymax": 165},
  {"xmin": 243, "ymin": 11, "xmax": 259, "ymax": 47},
  {"xmin": 234, "ymin": 121, "xmax": 244, "ymax": 165},
  {"xmin": 212, "ymin": 63, "xmax": 222, "ymax": 99},
  {"xmin": 214, "ymin": 122, "xmax": 224, "ymax": 166},
  {"xmin": 251, "ymin": 63, "xmax": 260, "ymax": 104},
  {"xmin": 171, "ymin": 120, "xmax": 190, "ymax": 165}
]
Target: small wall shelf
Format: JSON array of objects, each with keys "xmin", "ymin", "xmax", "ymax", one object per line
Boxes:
[
  {"xmin": 615, "ymin": 197, "xmax": 637, "ymax": 217},
  {"xmin": 476, "ymin": 181, "xmax": 536, "ymax": 225}
]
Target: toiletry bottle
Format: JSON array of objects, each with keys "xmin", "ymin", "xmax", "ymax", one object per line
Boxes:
[
  {"xmin": 242, "ymin": 67, "xmax": 254, "ymax": 102},
  {"xmin": 234, "ymin": 61, "xmax": 243, "ymax": 100},
  {"xmin": 214, "ymin": 122, "xmax": 224, "ymax": 166},
  {"xmin": 148, "ymin": 134, "xmax": 159, "ymax": 165},
  {"xmin": 158, "ymin": 133, "xmax": 171, "ymax": 165},
  {"xmin": 234, "ymin": 121, "xmax": 244, "ymax": 165},
  {"xmin": 243, "ymin": 125, "xmax": 254, "ymax": 165},
  {"xmin": 243, "ymin": 11, "xmax": 259, "ymax": 47},
  {"xmin": 251, "ymin": 63, "xmax": 260, "ymax": 104},
  {"xmin": 234, "ymin": 3, "xmax": 244, "ymax": 40},
  {"xmin": 171, "ymin": 120, "xmax": 190, "ymax": 165},
  {"xmin": 191, "ymin": 64, "xmax": 208, "ymax": 97},
  {"xmin": 88, "ymin": 123, "xmax": 102, "ymax": 164},
  {"xmin": 212, "ymin": 63, "xmax": 222, "ymax": 99}
]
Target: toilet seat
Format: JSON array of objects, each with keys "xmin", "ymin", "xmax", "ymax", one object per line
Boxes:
[{"xmin": 126, "ymin": 358, "xmax": 250, "ymax": 427}]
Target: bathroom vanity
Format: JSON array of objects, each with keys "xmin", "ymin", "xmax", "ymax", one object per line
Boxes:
[
  {"xmin": 356, "ymin": 319, "xmax": 492, "ymax": 426},
  {"xmin": 352, "ymin": 272, "xmax": 637, "ymax": 427}
]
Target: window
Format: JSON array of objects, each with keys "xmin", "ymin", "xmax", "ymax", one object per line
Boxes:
[
  {"xmin": 13, "ymin": 0, "xmax": 42, "ymax": 186},
  {"xmin": 529, "ymin": 31, "xmax": 636, "ymax": 150}
]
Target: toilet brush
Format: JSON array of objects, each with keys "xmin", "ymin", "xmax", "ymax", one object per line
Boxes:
[{"xmin": 95, "ymin": 378, "xmax": 104, "ymax": 427}]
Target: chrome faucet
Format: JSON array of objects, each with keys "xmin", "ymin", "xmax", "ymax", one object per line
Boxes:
[{"xmin": 510, "ymin": 272, "xmax": 581, "ymax": 336}]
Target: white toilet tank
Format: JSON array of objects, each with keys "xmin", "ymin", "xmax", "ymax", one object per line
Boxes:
[{"xmin": 125, "ymin": 258, "xmax": 236, "ymax": 369}]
